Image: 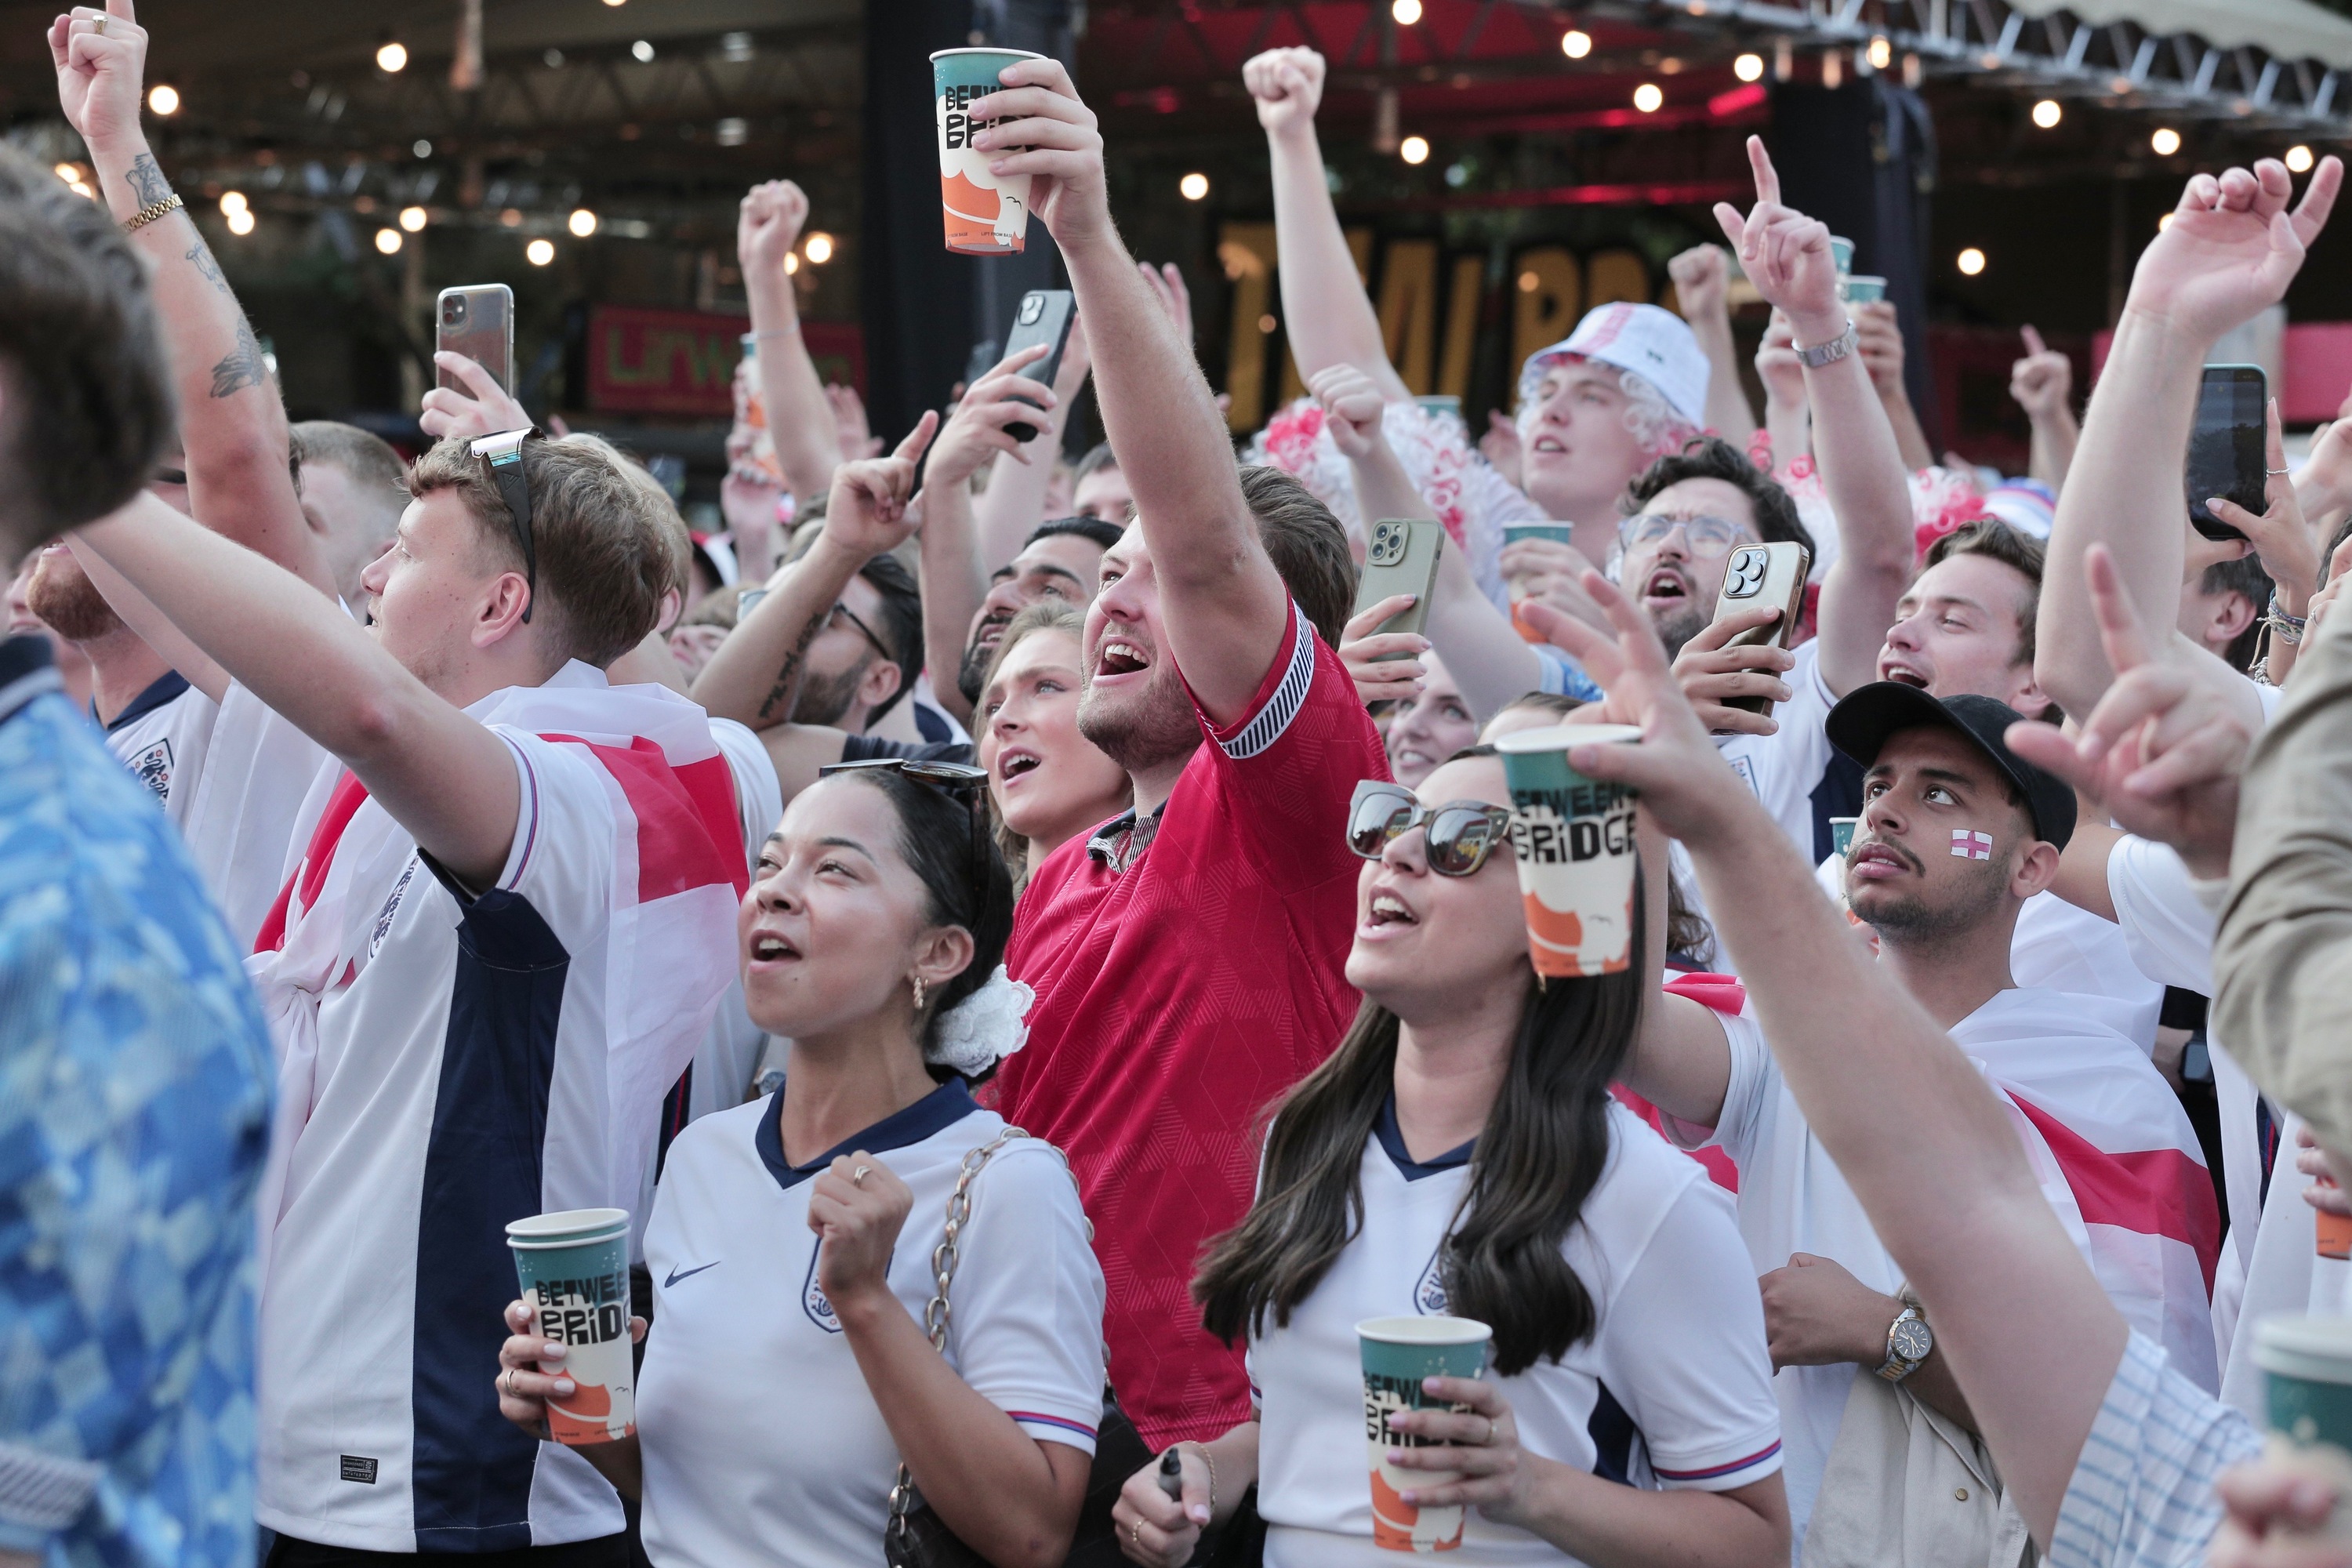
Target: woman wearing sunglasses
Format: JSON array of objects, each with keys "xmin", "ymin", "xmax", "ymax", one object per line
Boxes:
[
  {"xmin": 1113, "ymin": 747, "xmax": 1788, "ymax": 1568},
  {"xmin": 492, "ymin": 760, "xmax": 1109, "ymax": 1568}
]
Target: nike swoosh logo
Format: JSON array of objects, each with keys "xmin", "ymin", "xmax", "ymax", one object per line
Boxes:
[{"xmin": 663, "ymin": 1262, "xmax": 719, "ymax": 1287}]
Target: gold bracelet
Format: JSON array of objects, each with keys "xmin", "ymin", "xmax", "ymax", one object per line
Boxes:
[
  {"xmin": 122, "ymin": 193, "xmax": 183, "ymax": 233},
  {"xmin": 1182, "ymin": 1441, "xmax": 1217, "ymax": 1518}
]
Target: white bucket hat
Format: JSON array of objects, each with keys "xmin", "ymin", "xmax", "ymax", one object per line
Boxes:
[{"xmin": 1517, "ymin": 301, "xmax": 1710, "ymax": 431}]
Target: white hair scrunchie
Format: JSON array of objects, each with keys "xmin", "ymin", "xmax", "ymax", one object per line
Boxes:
[{"xmin": 927, "ymin": 964, "xmax": 1036, "ymax": 1078}]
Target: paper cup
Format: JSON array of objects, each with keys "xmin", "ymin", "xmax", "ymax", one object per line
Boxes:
[
  {"xmin": 2256, "ymin": 1316, "xmax": 2352, "ymax": 1537},
  {"xmin": 507, "ymin": 1208, "xmax": 635, "ymax": 1446},
  {"xmin": 1501, "ymin": 521, "xmax": 1574, "ymax": 547},
  {"xmin": 931, "ymin": 48, "xmax": 1045, "ymax": 255},
  {"xmin": 1830, "ymin": 817, "xmax": 1860, "ymax": 857},
  {"xmin": 1359, "ymin": 1316, "xmax": 1493, "ymax": 1553},
  {"xmin": 1840, "ymin": 274, "xmax": 1887, "ymax": 304},
  {"xmin": 1829, "ymin": 235, "xmax": 1856, "ymax": 273},
  {"xmin": 1495, "ymin": 724, "xmax": 1641, "ymax": 977}
]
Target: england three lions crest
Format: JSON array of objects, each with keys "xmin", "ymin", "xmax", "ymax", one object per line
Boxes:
[{"xmin": 130, "ymin": 739, "xmax": 173, "ymax": 802}]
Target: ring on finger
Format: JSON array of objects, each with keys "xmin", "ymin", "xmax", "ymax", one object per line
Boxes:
[
  {"xmin": 91, "ymin": 13, "xmax": 106, "ymax": 31},
  {"xmin": 852, "ymin": 1164, "xmax": 872, "ymax": 1187},
  {"xmin": 1130, "ymin": 1519, "xmax": 1142, "ymax": 1550},
  {"xmin": 1484, "ymin": 1417, "xmax": 1497, "ymax": 1446}
]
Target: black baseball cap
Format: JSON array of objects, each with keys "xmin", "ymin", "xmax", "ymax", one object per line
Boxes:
[{"xmin": 1824, "ymin": 683, "xmax": 2075, "ymax": 850}]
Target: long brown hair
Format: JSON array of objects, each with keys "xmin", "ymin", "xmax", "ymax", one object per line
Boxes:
[{"xmin": 1195, "ymin": 863, "xmax": 1650, "ymax": 1377}]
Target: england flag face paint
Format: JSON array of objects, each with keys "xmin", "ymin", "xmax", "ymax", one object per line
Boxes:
[{"xmin": 1951, "ymin": 829, "xmax": 1993, "ymax": 860}]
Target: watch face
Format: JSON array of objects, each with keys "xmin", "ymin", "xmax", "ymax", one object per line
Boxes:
[{"xmin": 1893, "ymin": 1319, "xmax": 1933, "ymax": 1361}]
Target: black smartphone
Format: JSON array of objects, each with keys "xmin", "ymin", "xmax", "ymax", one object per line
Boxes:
[
  {"xmin": 2187, "ymin": 364, "xmax": 2267, "ymax": 543},
  {"xmin": 996, "ymin": 289, "xmax": 1076, "ymax": 443}
]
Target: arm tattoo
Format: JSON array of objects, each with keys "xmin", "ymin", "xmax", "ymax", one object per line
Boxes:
[
  {"xmin": 757, "ymin": 608, "xmax": 829, "ymax": 723},
  {"xmin": 185, "ymin": 241, "xmax": 231, "ymax": 296},
  {"xmin": 209, "ymin": 315, "xmax": 268, "ymax": 399},
  {"xmin": 125, "ymin": 154, "xmax": 172, "ymax": 209}
]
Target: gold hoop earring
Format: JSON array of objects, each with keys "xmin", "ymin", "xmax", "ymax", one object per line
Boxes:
[{"xmin": 910, "ymin": 974, "xmax": 926, "ymax": 1012}]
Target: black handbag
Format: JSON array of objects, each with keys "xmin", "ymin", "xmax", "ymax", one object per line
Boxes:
[{"xmin": 881, "ymin": 1127, "xmax": 1157, "ymax": 1568}]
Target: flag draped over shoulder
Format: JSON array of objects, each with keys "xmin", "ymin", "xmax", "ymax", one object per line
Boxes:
[
  {"xmin": 244, "ymin": 665, "xmax": 748, "ymax": 1280},
  {"xmin": 1963, "ymin": 998, "xmax": 2223, "ymax": 1393}
]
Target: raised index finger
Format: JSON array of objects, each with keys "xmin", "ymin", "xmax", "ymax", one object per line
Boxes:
[
  {"xmin": 893, "ymin": 408, "xmax": 940, "ymax": 465},
  {"xmin": 1745, "ymin": 135, "xmax": 1780, "ymax": 207},
  {"xmin": 2020, "ymin": 324, "xmax": 2047, "ymax": 356},
  {"xmin": 2296, "ymin": 155, "xmax": 2345, "ymax": 247}
]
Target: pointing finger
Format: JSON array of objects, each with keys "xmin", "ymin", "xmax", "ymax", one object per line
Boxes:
[
  {"xmin": 2020, "ymin": 324, "xmax": 2047, "ymax": 356},
  {"xmin": 1746, "ymin": 135, "xmax": 1780, "ymax": 207},
  {"xmin": 893, "ymin": 408, "xmax": 940, "ymax": 465}
]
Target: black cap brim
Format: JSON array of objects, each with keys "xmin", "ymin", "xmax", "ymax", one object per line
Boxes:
[{"xmin": 1824, "ymin": 681, "xmax": 2074, "ymax": 850}]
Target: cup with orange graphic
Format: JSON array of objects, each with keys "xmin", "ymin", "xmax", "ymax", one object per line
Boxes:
[
  {"xmin": 507, "ymin": 1208, "xmax": 635, "ymax": 1446},
  {"xmin": 930, "ymin": 48, "xmax": 1045, "ymax": 254},
  {"xmin": 1494, "ymin": 724, "xmax": 1641, "ymax": 978},
  {"xmin": 1359, "ymin": 1316, "xmax": 1493, "ymax": 1552}
]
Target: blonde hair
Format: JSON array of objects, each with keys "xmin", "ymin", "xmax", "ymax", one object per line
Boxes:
[
  {"xmin": 978, "ymin": 602, "xmax": 1120, "ymax": 894},
  {"xmin": 1515, "ymin": 358, "xmax": 1693, "ymax": 461}
]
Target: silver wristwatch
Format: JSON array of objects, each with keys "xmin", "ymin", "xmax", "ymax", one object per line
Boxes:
[
  {"xmin": 1875, "ymin": 1303, "xmax": 1933, "ymax": 1383},
  {"xmin": 1795, "ymin": 319, "xmax": 1858, "ymax": 369}
]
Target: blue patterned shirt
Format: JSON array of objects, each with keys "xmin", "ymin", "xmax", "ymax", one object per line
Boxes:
[{"xmin": 0, "ymin": 637, "xmax": 274, "ymax": 1568}]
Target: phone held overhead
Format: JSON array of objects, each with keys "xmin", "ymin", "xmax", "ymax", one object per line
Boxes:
[
  {"xmin": 437, "ymin": 285, "xmax": 515, "ymax": 396},
  {"xmin": 1711, "ymin": 539, "xmax": 1810, "ymax": 717},
  {"xmin": 1352, "ymin": 519, "xmax": 1446, "ymax": 661},
  {"xmin": 2187, "ymin": 363, "xmax": 2267, "ymax": 543},
  {"xmin": 996, "ymin": 289, "xmax": 1076, "ymax": 443}
]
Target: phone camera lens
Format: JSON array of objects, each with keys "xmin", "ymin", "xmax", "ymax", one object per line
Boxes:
[{"xmin": 444, "ymin": 298, "xmax": 466, "ymax": 324}]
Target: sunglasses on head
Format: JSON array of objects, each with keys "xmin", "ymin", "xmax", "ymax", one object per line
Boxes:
[
  {"xmin": 1347, "ymin": 779, "xmax": 1515, "ymax": 878},
  {"xmin": 469, "ymin": 426, "xmax": 543, "ymax": 623},
  {"xmin": 818, "ymin": 756, "xmax": 993, "ymax": 897}
]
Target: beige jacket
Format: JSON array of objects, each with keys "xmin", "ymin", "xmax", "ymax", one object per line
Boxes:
[
  {"xmin": 1801, "ymin": 1371, "xmax": 2034, "ymax": 1568},
  {"xmin": 2215, "ymin": 601, "xmax": 2352, "ymax": 1156}
]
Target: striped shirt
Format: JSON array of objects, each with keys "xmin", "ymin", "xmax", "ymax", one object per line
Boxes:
[{"xmin": 2050, "ymin": 1331, "xmax": 2259, "ymax": 1567}]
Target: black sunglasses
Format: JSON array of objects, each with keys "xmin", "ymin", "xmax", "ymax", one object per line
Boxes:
[
  {"xmin": 470, "ymin": 426, "xmax": 543, "ymax": 623},
  {"xmin": 818, "ymin": 757, "xmax": 992, "ymax": 900},
  {"xmin": 1347, "ymin": 779, "xmax": 1515, "ymax": 878}
]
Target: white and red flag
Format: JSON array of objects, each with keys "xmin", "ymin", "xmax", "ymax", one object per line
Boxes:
[
  {"xmin": 1962, "ymin": 997, "xmax": 2223, "ymax": 1391},
  {"xmin": 1951, "ymin": 829, "xmax": 1994, "ymax": 859}
]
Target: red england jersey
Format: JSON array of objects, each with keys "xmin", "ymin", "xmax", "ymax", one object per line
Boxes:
[{"xmin": 995, "ymin": 602, "xmax": 1389, "ymax": 1450}]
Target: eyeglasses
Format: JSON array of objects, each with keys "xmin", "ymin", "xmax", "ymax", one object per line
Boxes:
[
  {"xmin": 830, "ymin": 600, "xmax": 893, "ymax": 662},
  {"xmin": 817, "ymin": 757, "xmax": 992, "ymax": 905},
  {"xmin": 1347, "ymin": 780, "xmax": 1515, "ymax": 877},
  {"xmin": 470, "ymin": 426, "xmax": 544, "ymax": 623},
  {"xmin": 1617, "ymin": 513, "xmax": 1750, "ymax": 558}
]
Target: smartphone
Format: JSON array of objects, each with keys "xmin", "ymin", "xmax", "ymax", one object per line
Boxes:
[
  {"xmin": 437, "ymin": 284, "xmax": 515, "ymax": 397},
  {"xmin": 997, "ymin": 289, "xmax": 1076, "ymax": 442},
  {"xmin": 1352, "ymin": 519, "xmax": 1446, "ymax": 661},
  {"xmin": 1711, "ymin": 539, "xmax": 1812, "ymax": 716},
  {"xmin": 2187, "ymin": 364, "xmax": 2267, "ymax": 543}
]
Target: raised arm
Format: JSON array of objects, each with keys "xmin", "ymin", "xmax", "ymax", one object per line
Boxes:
[
  {"xmin": 977, "ymin": 60, "xmax": 1289, "ymax": 721},
  {"xmin": 1712, "ymin": 138, "xmax": 1912, "ymax": 699},
  {"xmin": 1548, "ymin": 574, "xmax": 2131, "ymax": 1551},
  {"xmin": 2009, "ymin": 327, "xmax": 2080, "ymax": 495},
  {"xmin": 971, "ymin": 319, "xmax": 1094, "ymax": 576},
  {"xmin": 53, "ymin": 1, "xmax": 331, "ymax": 593},
  {"xmin": 921, "ymin": 349, "xmax": 1061, "ymax": 727},
  {"xmin": 1244, "ymin": 48, "xmax": 1408, "ymax": 400},
  {"xmin": 2038, "ymin": 156, "xmax": 2342, "ymax": 718},
  {"xmin": 75, "ymin": 493, "xmax": 519, "ymax": 887},
  {"xmin": 691, "ymin": 419, "xmax": 938, "ymax": 794},
  {"xmin": 1666, "ymin": 245, "xmax": 1758, "ymax": 445},
  {"xmin": 1854, "ymin": 303, "xmax": 1935, "ymax": 475},
  {"xmin": 741, "ymin": 181, "xmax": 845, "ymax": 505},
  {"xmin": 1311, "ymin": 363, "xmax": 1538, "ymax": 717}
]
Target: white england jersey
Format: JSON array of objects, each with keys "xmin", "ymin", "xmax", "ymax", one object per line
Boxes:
[
  {"xmin": 100, "ymin": 671, "xmax": 213, "ymax": 823},
  {"xmin": 1250, "ymin": 1099, "xmax": 1782, "ymax": 1568},
  {"xmin": 637, "ymin": 1084, "xmax": 1105, "ymax": 1568},
  {"xmin": 249, "ymin": 665, "xmax": 745, "ymax": 1553}
]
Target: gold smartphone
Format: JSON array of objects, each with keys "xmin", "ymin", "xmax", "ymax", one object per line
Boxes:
[
  {"xmin": 436, "ymin": 284, "xmax": 515, "ymax": 396},
  {"xmin": 1352, "ymin": 519, "xmax": 1446, "ymax": 661},
  {"xmin": 1711, "ymin": 540, "xmax": 1811, "ymax": 716}
]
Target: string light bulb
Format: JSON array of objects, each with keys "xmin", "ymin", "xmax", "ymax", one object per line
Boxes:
[
  {"xmin": 147, "ymin": 84, "xmax": 180, "ymax": 114},
  {"xmin": 803, "ymin": 231, "xmax": 833, "ymax": 263},
  {"xmin": 568, "ymin": 208, "xmax": 597, "ymax": 238},
  {"xmin": 526, "ymin": 238, "xmax": 556, "ymax": 265},
  {"xmin": 1633, "ymin": 83, "xmax": 1664, "ymax": 112},
  {"xmin": 398, "ymin": 205, "xmax": 427, "ymax": 232},
  {"xmin": 1734, "ymin": 53, "xmax": 1763, "ymax": 82},
  {"xmin": 1561, "ymin": 30, "xmax": 1592, "ymax": 58},
  {"xmin": 374, "ymin": 227, "xmax": 402, "ymax": 255},
  {"xmin": 376, "ymin": 40, "xmax": 407, "ymax": 73},
  {"xmin": 1957, "ymin": 246, "xmax": 1987, "ymax": 275},
  {"xmin": 2151, "ymin": 127, "xmax": 2180, "ymax": 156}
]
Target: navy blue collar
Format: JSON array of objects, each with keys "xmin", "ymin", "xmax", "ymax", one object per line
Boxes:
[
  {"xmin": 757, "ymin": 1078, "xmax": 980, "ymax": 1192},
  {"xmin": 0, "ymin": 636, "xmax": 60, "ymax": 728},
  {"xmin": 99, "ymin": 669, "xmax": 189, "ymax": 735},
  {"xmin": 1377, "ymin": 1093, "xmax": 1475, "ymax": 1181}
]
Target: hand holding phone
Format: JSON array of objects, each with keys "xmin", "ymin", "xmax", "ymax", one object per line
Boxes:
[
  {"xmin": 996, "ymin": 290, "xmax": 1076, "ymax": 443},
  {"xmin": 436, "ymin": 285, "xmax": 515, "ymax": 395},
  {"xmin": 1709, "ymin": 540, "xmax": 1810, "ymax": 717},
  {"xmin": 1351, "ymin": 520, "xmax": 1445, "ymax": 661},
  {"xmin": 2187, "ymin": 364, "xmax": 2268, "ymax": 543}
]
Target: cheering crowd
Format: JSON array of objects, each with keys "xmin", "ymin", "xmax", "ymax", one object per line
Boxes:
[{"xmin": 20, "ymin": 5, "xmax": 2352, "ymax": 1568}]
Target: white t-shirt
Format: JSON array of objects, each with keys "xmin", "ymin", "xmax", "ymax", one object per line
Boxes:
[
  {"xmin": 1664, "ymin": 989, "xmax": 2198, "ymax": 1552},
  {"xmin": 176, "ymin": 681, "xmax": 334, "ymax": 951},
  {"xmin": 255, "ymin": 668, "xmax": 741, "ymax": 1553},
  {"xmin": 637, "ymin": 1085, "xmax": 1105, "ymax": 1568},
  {"xmin": 1251, "ymin": 1099, "xmax": 1783, "ymax": 1568},
  {"xmin": 1716, "ymin": 640, "xmax": 1835, "ymax": 860},
  {"xmin": 100, "ymin": 671, "xmax": 215, "ymax": 824}
]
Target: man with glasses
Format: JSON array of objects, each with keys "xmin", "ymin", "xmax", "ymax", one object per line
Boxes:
[{"xmin": 74, "ymin": 425, "xmax": 748, "ymax": 1564}]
